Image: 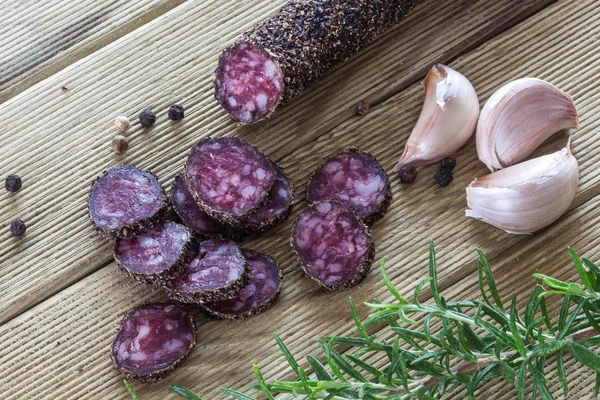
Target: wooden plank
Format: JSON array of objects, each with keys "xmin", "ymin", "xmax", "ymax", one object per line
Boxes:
[
  {"xmin": 2, "ymin": 1, "xmax": 600, "ymax": 398},
  {"xmin": 0, "ymin": 0, "xmax": 186, "ymax": 103},
  {"xmin": 0, "ymin": 0, "xmax": 555, "ymax": 323}
]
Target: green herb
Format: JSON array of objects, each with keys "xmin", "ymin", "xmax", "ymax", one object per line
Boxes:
[{"xmin": 124, "ymin": 380, "xmax": 140, "ymax": 400}]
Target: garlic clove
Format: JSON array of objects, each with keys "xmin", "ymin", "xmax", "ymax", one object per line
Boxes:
[
  {"xmin": 465, "ymin": 147, "xmax": 578, "ymax": 235},
  {"xmin": 394, "ymin": 64, "xmax": 479, "ymax": 170},
  {"xmin": 476, "ymin": 78, "xmax": 579, "ymax": 172}
]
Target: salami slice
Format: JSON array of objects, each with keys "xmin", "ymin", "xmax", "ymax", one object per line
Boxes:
[
  {"xmin": 238, "ymin": 165, "xmax": 293, "ymax": 234},
  {"xmin": 307, "ymin": 149, "xmax": 391, "ymax": 225},
  {"xmin": 165, "ymin": 239, "xmax": 250, "ymax": 303},
  {"xmin": 291, "ymin": 201, "xmax": 374, "ymax": 290},
  {"xmin": 185, "ymin": 137, "xmax": 277, "ymax": 223},
  {"xmin": 89, "ymin": 166, "xmax": 168, "ymax": 238},
  {"xmin": 215, "ymin": 0, "xmax": 417, "ymax": 123},
  {"xmin": 114, "ymin": 221, "xmax": 195, "ymax": 286},
  {"xmin": 111, "ymin": 303, "xmax": 196, "ymax": 383},
  {"xmin": 170, "ymin": 174, "xmax": 243, "ymax": 241},
  {"xmin": 202, "ymin": 249, "xmax": 282, "ymax": 319}
]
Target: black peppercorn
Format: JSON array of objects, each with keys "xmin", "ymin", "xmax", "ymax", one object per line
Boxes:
[
  {"xmin": 139, "ymin": 109, "xmax": 156, "ymax": 127},
  {"xmin": 440, "ymin": 157, "xmax": 456, "ymax": 170},
  {"xmin": 5, "ymin": 175, "xmax": 22, "ymax": 192},
  {"xmin": 10, "ymin": 219, "xmax": 26, "ymax": 237},
  {"xmin": 168, "ymin": 105, "xmax": 185, "ymax": 121},
  {"xmin": 398, "ymin": 166, "xmax": 417, "ymax": 184},
  {"xmin": 435, "ymin": 168, "xmax": 453, "ymax": 187},
  {"xmin": 357, "ymin": 100, "xmax": 370, "ymax": 115}
]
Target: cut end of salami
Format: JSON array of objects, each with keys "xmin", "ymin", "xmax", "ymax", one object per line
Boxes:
[
  {"xmin": 185, "ymin": 137, "xmax": 277, "ymax": 221},
  {"xmin": 170, "ymin": 174, "xmax": 242, "ymax": 241},
  {"xmin": 114, "ymin": 221, "xmax": 195, "ymax": 286},
  {"xmin": 111, "ymin": 303, "xmax": 196, "ymax": 383},
  {"xmin": 292, "ymin": 201, "xmax": 374, "ymax": 290},
  {"xmin": 307, "ymin": 149, "xmax": 391, "ymax": 225},
  {"xmin": 165, "ymin": 239, "xmax": 249, "ymax": 303},
  {"xmin": 215, "ymin": 42, "xmax": 283, "ymax": 124},
  {"xmin": 89, "ymin": 166, "xmax": 167, "ymax": 238},
  {"xmin": 203, "ymin": 249, "xmax": 282, "ymax": 319}
]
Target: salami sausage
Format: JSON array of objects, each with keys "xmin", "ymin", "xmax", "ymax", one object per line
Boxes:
[
  {"xmin": 238, "ymin": 165, "xmax": 293, "ymax": 234},
  {"xmin": 111, "ymin": 303, "xmax": 196, "ymax": 383},
  {"xmin": 114, "ymin": 221, "xmax": 195, "ymax": 286},
  {"xmin": 89, "ymin": 166, "xmax": 168, "ymax": 238},
  {"xmin": 291, "ymin": 200, "xmax": 374, "ymax": 290},
  {"xmin": 202, "ymin": 249, "xmax": 282, "ymax": 319},
  {"xmin": 170, "ymin": 173, "xmax": 243, "ymax": 241},
  {"xmin": 307, "ymin": 149, "xmax": 391, "ymax": 225},
  {"xmin": 165, "ymin": 239, "xmax": 250, "ymax": 303},
  {"xmin": 214, "ymin": 0, "xmax": 417, "ymax": 123},
  {"xmin": 185, "ymin": 137, "xmax": 277, "ymax": 223}
]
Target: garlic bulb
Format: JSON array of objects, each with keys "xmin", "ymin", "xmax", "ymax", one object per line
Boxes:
[
  {"xmin": 465, "ymin": 147, "xmax": 578, "ymax": 234},
  {"xmin": 394, "ymin": 64, "xmax": 479, "ymax": 170},
  {"xmin": 476, "ymin": 78, "xmax": 579, "ymax": 172}
]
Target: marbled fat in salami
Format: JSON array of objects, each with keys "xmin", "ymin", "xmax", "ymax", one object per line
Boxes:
[
  {"xmin": 185, "ymin": 137, "xmax": 276, "ymax": 223},
  {"xmin": 165, "ymin": 239, "xmax": 249, "ymax": 303},
  {"xmin": 114, "ymin": 221, "xmax": 194, "ymax": 286},
  {"xmin": 89, "ymin": 166, "xmax": 168, "ymax": 238},
  {"xmin": 170, "ymin": 174, "xmax": 241, "ymax": 240},
  {"xmin": 291, "ymin": 200, "xmax": 374, "ymax": 290},
  {"xmin": 111, "ymin": 303, "xmax": 196, "ymax": 383},
  {"xmin": 307, "ymin": 149, "xmax": 391, "ymax": 224},
  {"xmin": 202, "ymin": 249, "xmax": 282, "ymax": 319}
]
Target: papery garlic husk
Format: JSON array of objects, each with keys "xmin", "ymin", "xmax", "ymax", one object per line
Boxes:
[
  {"xmin": 465, "ymin": 147, "xmax": 578, "ymax": 234},
  {"xmin": 476, "ymin": 78, "xmax": 579, "ymax": 172},
  {"xmin": 394, "ymin": 64, "xmax": 479, "ymax": 170}
]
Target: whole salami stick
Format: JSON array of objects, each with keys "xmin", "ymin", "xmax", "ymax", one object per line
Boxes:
[{"xmin": 215, "ymin": 0, "xmax": 418, "ymax": 124}]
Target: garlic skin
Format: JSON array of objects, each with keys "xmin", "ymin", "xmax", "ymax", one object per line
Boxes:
[
  {"xmin": 465, "ymin": 147, "xmax": 578, "ymax": 235},
  {"xmin": 476, "ymin": 78, "xmax": 579, "ymax": 172},
  {"xmin": 394, "ymin": 64, "xmax": 479, "ymax": 170}
]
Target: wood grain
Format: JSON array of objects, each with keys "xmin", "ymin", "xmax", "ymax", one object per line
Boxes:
[
  {"xmin": 0, "ymin": 0, "xmax": 555, "ymax": 324},
  {"xmin": 2, "ymin": 1, "xmax": 600, "ymax": 398},
  {"xmin": 0, "ymin": 0, "xmax": 186, "ymax": 103}
]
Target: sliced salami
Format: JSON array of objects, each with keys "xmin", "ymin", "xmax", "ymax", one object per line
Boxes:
[
  {"xmin": 89, "ymin": 166, "xmax": 168, "ymax": 238},
  {"xmin": 291, "ymin": 200, "xmax": 374, "ymax": 290},
  {"xmin": 307, "ymin": 149, "xmax": 391, "ymax": 225},
  {"xmin": 170, "ymin": 174, "xmax": 243, "ymax": 241},
  {"xmin": 165, "ymin": 239, "xmax": 250, "ymax": 303},
  {"xmin": 185, "ymin": 137, "xmax": 277, "ymax": 223},
  {"xmin": 238, "ymin": 165, "xmax": 293, "ymax": 234},
  {"xmin": 111, "ymin": 303, "xmax": 196, "ymax": 383},
  {"xmin": 202, "ymin": 249, "xmax": 282, "ymax": 319},
  {"xmin": 215, "ymin": 0, "xmax": 417, "ymax": 123},
  {"xmin": 114, "ymin": 221, "xmax": 195, "ymax": 286}
]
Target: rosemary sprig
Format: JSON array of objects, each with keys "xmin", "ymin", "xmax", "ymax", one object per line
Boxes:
[{"xmin": 126, "ymin": 243, "xmax": 600, "ymax": 399}]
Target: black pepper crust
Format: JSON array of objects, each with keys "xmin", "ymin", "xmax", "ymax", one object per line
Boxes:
[
  {"xmin": 201, "ymin": 251, "xmax": 284, "ymax": 320},
  {"xmin": 290, "ymin": 200, "xmax": 376, "ymax": 291},
  {"xmin": 163, "ymin": 243, "xmax": 252, "ymax": 304},
  {"xmin": 183, "ymin": 137, "xmax": 277, "ymax": 225},
  {"xmin": 113, "ymin": 224, "xmax": 198, "ymax": 287},
  {"xmin": 88, "ymin": 166, "xmax": 169, "ymax": 240},
  {"xmin": 110, "ymin": 303, "xmax": 196, "ymax": 383},
  {"xmin": 217, "ymin": 0, "xmax": 418, "ymax": 122},
  {"xmin": 306, "ymin": 147, "xmax": 392, "ymax": 226}
]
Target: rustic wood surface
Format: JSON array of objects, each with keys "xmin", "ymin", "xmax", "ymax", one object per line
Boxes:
[{"xmin": 1, "ymin": 0, "xmax": 598, "ymax": 399}]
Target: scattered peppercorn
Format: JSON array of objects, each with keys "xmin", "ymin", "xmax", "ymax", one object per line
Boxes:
[
  {"xmin": 61, "ymin": 86, "xmax": 68, "ymax": 92},
  {"xmin": 357, "ymin": 100, "xmax": 370, "ymax": 115},
  {"xmin": 10, "ymin": 219, "xmax": 26, "ymax": 237},
  {"xmin": 435, "ymin": 168, "xmax": 453, "ymax": 187},
  {"xmin": 5, "ymin": 175, "xmax": 22, "ymax": 192},
  {"xmin": 139, "ymin": 110, "xmax": 156, "ymax": 127},
  {"xmin": 112, "ymin": 135, "xmax": 129, "ymax": 155},
  {"xmin": 115, "ymin": 116, "xmax": 130, "ymax": 131},
  {"xmin": 440, "ymin": 157, "xmax": 456, "ymax": 170},
  {"xmin": 398, "ymin": 166, "xmax": 417, "ymax": 184},
  {"xmin": 168, "ymin": 105, "xmax": 185, "ymax": 121}
]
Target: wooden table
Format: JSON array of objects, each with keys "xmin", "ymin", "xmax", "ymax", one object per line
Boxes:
[{"xmin": 1, "ymin": 0, "xmax": 598, "ymax": 398}]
